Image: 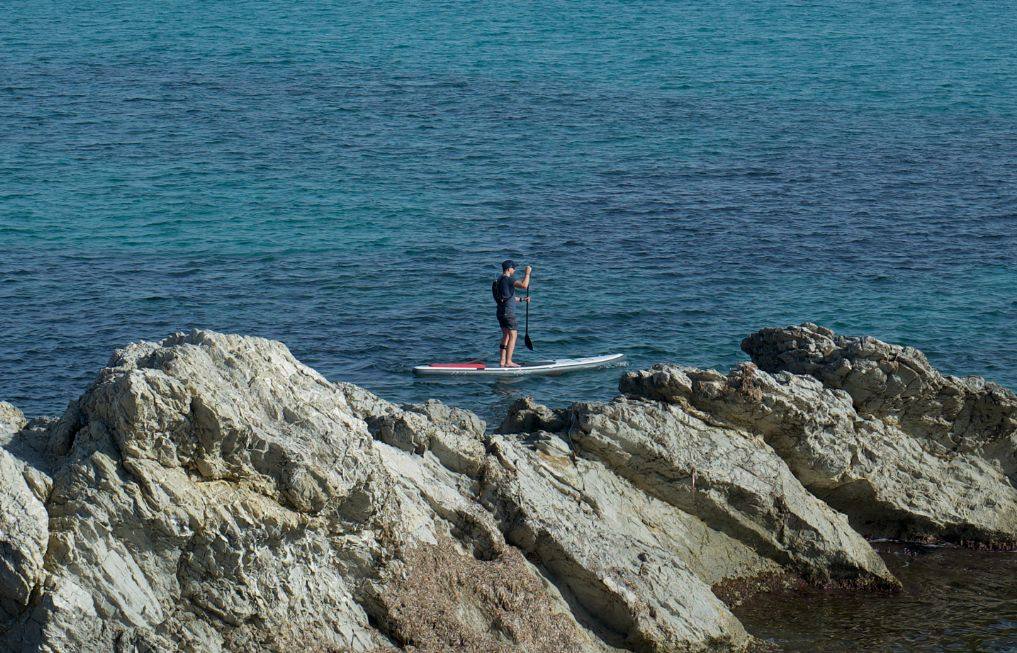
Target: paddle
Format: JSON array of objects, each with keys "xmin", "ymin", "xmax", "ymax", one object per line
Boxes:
[{"xmin": 524, "ymin": 286, "xmax": 533, "ymax": 350}]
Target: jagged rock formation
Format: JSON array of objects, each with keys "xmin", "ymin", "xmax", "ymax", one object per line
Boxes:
[
  {"xmin": 502, "ymin": 397, "xmax": 895, "ymax": 588},
  {"xmin": 742, "ymin": 323, "xmax": 1017, "ymax": 480},
  {"xmin": 0, "ymin": 326, "xmax": 1013, "ymax": 652},
  {"xmin": 0, "ymin": 404, "xmax": 48, "ymax": 633},
  {"xmin": 738, "ymin": 324, "xmax": 1017, "ymax": 545},
  {"xmin": 0, "ymin": 403, "xmax": 26, "ymax": 435}
]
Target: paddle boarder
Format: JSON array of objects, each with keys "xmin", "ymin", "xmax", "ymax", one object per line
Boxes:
[{"xmin": 493, "ymin": 260, "xmax": 531, "ymax": 368}]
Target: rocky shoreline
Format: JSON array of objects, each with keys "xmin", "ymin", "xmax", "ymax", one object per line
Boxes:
[{"xmin": 1, "ymin": 324, "xmax": 1014, "ymax": 652}]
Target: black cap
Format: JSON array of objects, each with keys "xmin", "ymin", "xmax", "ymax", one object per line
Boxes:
[{"xmin": 501, "ymin": 259, "xmax": 517, "ymax": 271}]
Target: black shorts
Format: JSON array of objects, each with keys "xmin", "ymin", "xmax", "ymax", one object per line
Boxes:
[{"xmin": 497, "ymin": 309, "xmax": 518, "ymax": 331}]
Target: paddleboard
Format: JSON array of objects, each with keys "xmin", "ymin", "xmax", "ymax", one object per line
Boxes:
[{"xmin": 412, "ymin": 354, "xmax": 625, "ymax": 377}]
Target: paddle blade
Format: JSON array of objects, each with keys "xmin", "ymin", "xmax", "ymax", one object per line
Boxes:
[{"xmin": 524, "ymin": 334, "xmax": 534, "ymax": 350}]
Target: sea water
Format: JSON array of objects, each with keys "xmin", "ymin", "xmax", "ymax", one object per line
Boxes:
[
  {"xmin": 3, "ymin": 1, "xmax": 1016, "ymax": 421},
  {"xmin": 734, "ymin": 543, "xmax": 1017, "ymax": 651},
  {"xmin": 1, "ymin": 3, "xmax": 1015, "ymax": 647}
]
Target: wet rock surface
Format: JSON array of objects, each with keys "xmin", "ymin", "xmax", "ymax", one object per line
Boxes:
[{"xmin": 0, "ymin": 326, "xmax": 1013, "ymax": 651}]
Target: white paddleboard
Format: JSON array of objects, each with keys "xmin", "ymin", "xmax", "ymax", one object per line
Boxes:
[{"xmin": 412, "ymin": 354, "xmax": 625, "ymax": 378}]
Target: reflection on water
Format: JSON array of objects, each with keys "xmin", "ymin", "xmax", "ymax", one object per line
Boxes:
[{"xmin": 734, "ymin": 543, "xmax": 1017, "ymax": 652}]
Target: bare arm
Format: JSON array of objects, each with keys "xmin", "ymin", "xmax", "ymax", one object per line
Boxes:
[{"xmin": 514, "ymin": 266, "xmax": 532, "ymax": 290}]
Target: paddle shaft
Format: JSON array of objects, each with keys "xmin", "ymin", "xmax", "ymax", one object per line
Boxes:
[{"xmin": 524, "ymin": 286, "xmax": 533, "ymax": 350}]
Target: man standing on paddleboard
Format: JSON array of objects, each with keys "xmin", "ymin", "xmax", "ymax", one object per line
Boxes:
[{"xmin": 493, "ymin": 260, "xmax": 531, "ymax": 368}]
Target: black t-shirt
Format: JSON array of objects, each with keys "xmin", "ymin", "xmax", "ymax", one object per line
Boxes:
[{"xmin": 497, "ymin": 275, "xmax": 515, "ymax": 311}]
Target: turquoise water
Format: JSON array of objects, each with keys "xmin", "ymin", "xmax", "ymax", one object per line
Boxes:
[
  {"xmin": 2, "ymin": 1, "xmax": 1015, "ymax": 425},
  {"xmin": 2, "ymin": 3, "xmax": 1016, "ymax": 650}
]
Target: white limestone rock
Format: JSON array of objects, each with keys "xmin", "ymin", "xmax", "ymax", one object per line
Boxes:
[
  {"xmin": 562, "ymin": 397, "xmax": 895, "ymax": 587},
  {"xmin": 742, "ymin": 323, "xmax": 1017, "ymax": 480},
  {"xmin": 622, "ymin": 360, "xmax": 1017, "ymax": 547},
  {"xmin": 8, "ymin": 326, "xmax": 1012, "ymax": 652},
  {"xmin": 0, "ymin": 446, "xmax": 48, "ymax": 630},
  {"xmin": 3, "ymin": 332, "xmax": 393, "ymax": 652},
  {"xmin": 0, "ymin": 403, "xmax": 26, "ymax": 436},
  {"xmin": 480, "ymin": 431, "xmax": 767, "ymax": 652},
  {"xmin": 1, "ymin": 332, "xmax": 636, "ymax": 653}
]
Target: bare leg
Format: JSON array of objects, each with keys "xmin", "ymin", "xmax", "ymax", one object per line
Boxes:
[
  {"xmin": 499, "ymin": 328, "xmax": 510, "ymax": 366},
  {"xmin": 506, "ymin": 330, "xmax": 521, "ymax": 367}
]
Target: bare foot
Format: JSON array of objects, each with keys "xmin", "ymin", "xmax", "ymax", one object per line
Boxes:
[{"xmin": 507, "ymin": 362, "xmax": 522, "ymax": 368}]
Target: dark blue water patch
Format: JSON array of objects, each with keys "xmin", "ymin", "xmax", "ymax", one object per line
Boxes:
[
  {"xmin": 2, "ymin": 248, "xmax": 1013, "ymax": 433},
  {"xmin": 2, "ymin": 2, "xmax": 1016, "ymax": 420}
]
